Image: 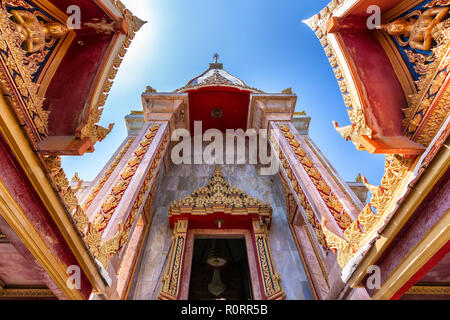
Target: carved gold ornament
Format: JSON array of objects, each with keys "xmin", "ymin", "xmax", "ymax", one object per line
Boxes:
[
  {"xmin": 319, "ymin": 154, "xmax": 412, "ymax": 269},
  {"xmin": 0, "ymin": 5, "xmax": 49, "ymax": 142},
  {"xmin": 43, "ymin": 155, "xmax": 89, "ymax": 232},
  {"xmin": 253, "ymin": 221, "xmax": 286, "ymax": 300},
  {"xmin": 278, "ymin": 124, "xmax": 352, "ymax": 230},
  {"xmin": 159, "ymin": 220, "xmax": 188, "ymax": 300},
  {"xmin": 321, "ymin": 218, "xmax": 355, "ymax": 269},
  {"xmin": 79, "ymin": 0, "xmax": 146, "ymax": 147},
  {"xmin": 81, "ymin": 138, "xmax": 135, "ymax": 212},
  {"xmin": 384, "ymin": 2, "xmax": 450, "ymax": 144}
]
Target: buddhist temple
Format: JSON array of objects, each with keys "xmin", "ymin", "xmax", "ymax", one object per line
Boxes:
[{"xmin": 0, "ymin": 0, "xmax": 448, "ymax": 301}]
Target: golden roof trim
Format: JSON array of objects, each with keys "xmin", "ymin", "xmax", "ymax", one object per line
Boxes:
[{"xmin": 80, "ymin": 0, "xmax": 146, "ymax": 144}]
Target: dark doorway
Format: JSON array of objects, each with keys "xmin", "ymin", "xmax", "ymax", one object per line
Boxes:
[{"xmin": 188, "ymin": 238, "xmax": 253, "ymax": 300}]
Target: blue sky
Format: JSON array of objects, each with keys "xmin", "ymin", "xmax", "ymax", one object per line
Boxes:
[{"xmin": 62, "ymin": 0, "xmax": 386, "ymax": 185}]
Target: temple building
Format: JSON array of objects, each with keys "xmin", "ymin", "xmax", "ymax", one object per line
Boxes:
[{"xmin": 0, "ymin": 0, "xmax": 448, "ymax": 300}]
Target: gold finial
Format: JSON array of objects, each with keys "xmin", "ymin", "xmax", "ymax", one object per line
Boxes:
[{"xmin": 281, "ymin": 88, "xmax": 293, "ymax": 94}]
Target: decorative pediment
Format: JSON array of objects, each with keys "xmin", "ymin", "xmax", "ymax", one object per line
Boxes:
[{"xmin": 168, "ymin": 166, "xmax": 272, "ymax": 217}]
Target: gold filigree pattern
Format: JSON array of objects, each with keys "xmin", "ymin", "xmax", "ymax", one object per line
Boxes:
[
  {"xmin": 321, "ymin": 153, "xmax": 412, "ymax": 269},
  {"xmin": 321, "ymin": 218, "xmax": 355, "ymax": 269},
  {"xmin": 159, "ymin": 220, "xmax": 188, "ymax": 300},
  {"xmin": 416, "ymin": 74, "xmax": 450, "ymax": 145},
  {"xmin": 0, "ymin": 4, "xmax": 49, "ymax": 142},
  {"xmin": 43, "ymin": 155, "xmax": 89, "ymax": 232},
  {"xmin": 394, "ymin": 2, "xmax": 450, "ymax": 142},
  {"xmin": 79, "ymin": 107, "xmax": 114, "ymax": 145},
  {"xmin": 278, "ymin": 124, "xmax": 353, "ymax": 230},
  {"xmin": 81, "ymin": 138, "xmax": 135, "ymax": 212},
  {"xmin": 362, "ymin": 154, "xmax": 413, "ymax": 215},
  {"xmin": 169, "ymin": 166, "xmax": 272, "ymax": 218},
  {"xmin": 86, "ymin": 124, "xmax": 161, "ymax": 267},
  {"xmin": 79, "ymin": 0, "xmax": 145, "ymax": 146},
  {"xmin": 278, "ymin": 149, "xmax": 328, "ymax": 250}
]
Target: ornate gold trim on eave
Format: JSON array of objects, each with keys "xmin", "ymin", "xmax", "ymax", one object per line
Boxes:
[
  {"xmin": 304, "ymin": 5, "xmax": 373, "ymax": 149},
  {"xmin": 168, "ymin": 166, "xmax": 272, "ymax": 218},
  {"xmin": 374, "ymin": 30, "xmax": 417, "ymax": 106}
]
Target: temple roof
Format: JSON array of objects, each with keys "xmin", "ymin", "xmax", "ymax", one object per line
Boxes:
[{"xmin": 175, "ymin": 56, "xmax": 264, "ymax": 93}]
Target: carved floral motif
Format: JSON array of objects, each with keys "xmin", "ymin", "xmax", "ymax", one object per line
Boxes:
[
  {"xmin": 43, "ymin": 155, "xmax": 89, "ymax": 232},
  {"xmin": 304, "ymin": 0, "xmax": 373, "ymax": 149},
  {"xmin": 86, "ymin": 124, "xmax": 160, "ymax": 268},
  {"xmin": 0, "ymin": 4, "xmax": 49, "ymax": 142},
  {"xmin": 81, "ymin": 138, "xmax": 135, "ymax": 212}
]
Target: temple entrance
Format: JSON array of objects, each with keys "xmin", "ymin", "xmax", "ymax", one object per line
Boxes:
[{"xmin": 188, "ymin": 238, "xmax": 253, "ymax": 300}]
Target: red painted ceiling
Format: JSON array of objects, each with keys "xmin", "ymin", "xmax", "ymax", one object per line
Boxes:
[{"xmin": 187, "ymin": 87, "xmax": 251, "ymax": 134}]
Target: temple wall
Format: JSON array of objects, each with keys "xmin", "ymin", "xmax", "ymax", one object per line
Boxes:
[{"xmin": 130, "ymin": 164, "xmax": 314, "ymax": 300}]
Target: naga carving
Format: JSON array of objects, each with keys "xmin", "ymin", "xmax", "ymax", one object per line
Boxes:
[{"xmin": 9, "ymin": 10, "xmax": 68, "ymax": 53}]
